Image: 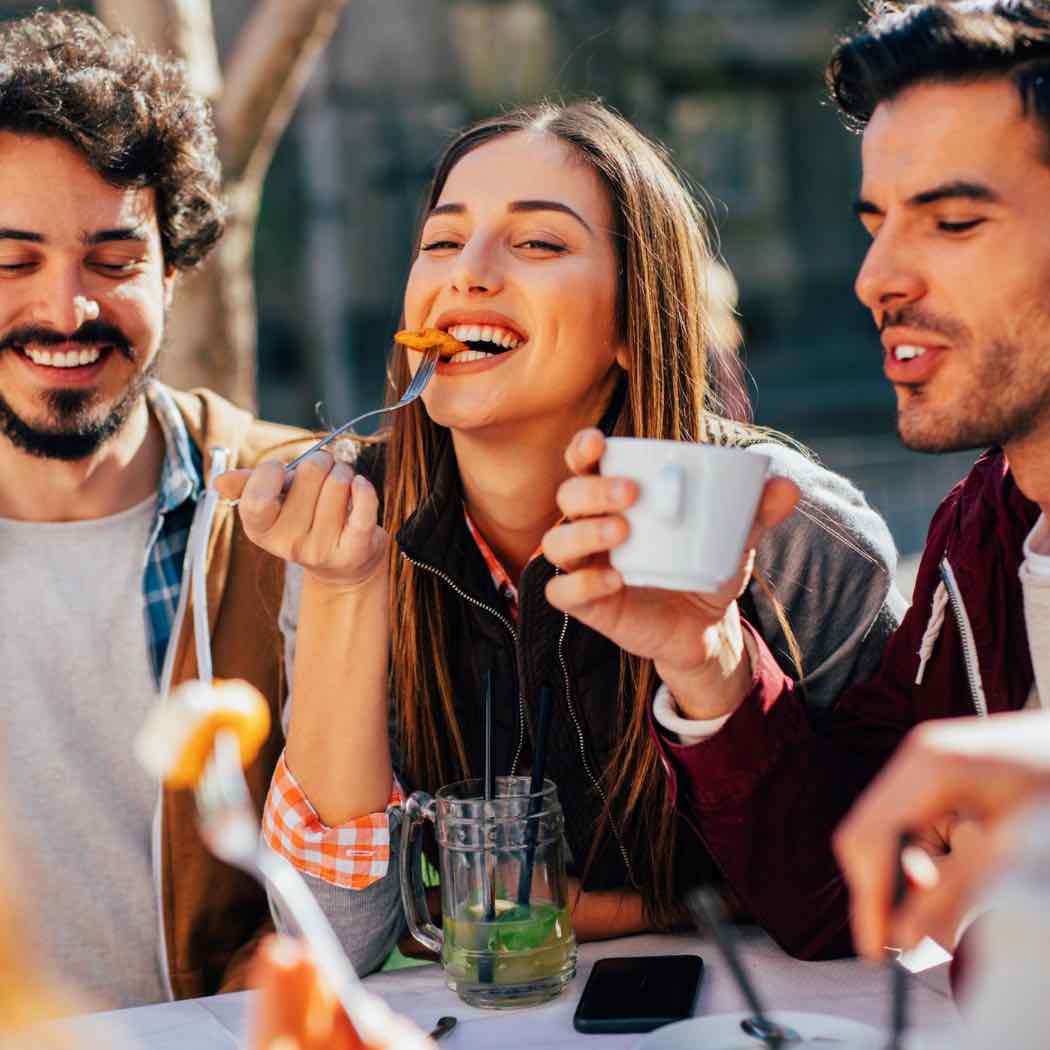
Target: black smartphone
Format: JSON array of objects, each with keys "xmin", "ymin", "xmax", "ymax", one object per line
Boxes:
[{"xmin": 572, "ymin": 954, "xmax": 704, "ymax": 1034}]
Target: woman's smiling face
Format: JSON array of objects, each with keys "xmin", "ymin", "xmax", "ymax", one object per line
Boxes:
[{"xmin": 403, "ymin": 130, "xmax": 626, "ymax": 436}]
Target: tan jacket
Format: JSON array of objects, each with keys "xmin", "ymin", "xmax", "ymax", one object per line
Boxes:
[{"xmin": 162, "ymin": 388, "xmax": 309, "ymax": 999}]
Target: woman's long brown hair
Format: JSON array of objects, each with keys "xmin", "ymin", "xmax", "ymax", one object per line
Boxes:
[{"xmin": 383, "ymin": 101, "xmax": 782, "ymax": 927}]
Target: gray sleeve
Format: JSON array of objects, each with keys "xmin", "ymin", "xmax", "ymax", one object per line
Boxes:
[
  {"xmin": 746, "ymin": 442, "xmax": 909, "ymax": 717},
  {"xmin": 270, "ymin": 561, "xmax": 405, "ymax": 973},
  {"xmin": 268, "ymin": 809, "xmax": 406, "ymax": 977},
  {"xmin": 277, "ymin": 562, "xmax": 304, "ymax": 735}
]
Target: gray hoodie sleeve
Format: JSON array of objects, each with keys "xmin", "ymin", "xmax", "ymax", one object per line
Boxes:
[
  {"xmin": 270, "ymin": 563, "xmax": 405, "ymax": 975},
  {"xmin": 745, "ymin": 442, "xmax": 908, "ymax": 718}
]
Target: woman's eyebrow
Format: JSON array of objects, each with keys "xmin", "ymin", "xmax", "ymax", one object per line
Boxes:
[
  {"xmin": 426, "ymin": 199, "xmax": 593, "ymax": 234},
  {"xmin": 428, "ymin": 203, "xmax": 465, "ymax": 218},
  {"xmin": 508, "ymin": 200, "xmax": 592, "ymax": 234}
]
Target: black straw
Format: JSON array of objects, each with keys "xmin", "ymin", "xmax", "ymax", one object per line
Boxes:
[
  {"xmin": 888, "ymin": 833, "xmax": 912, "ymax": 1050},
  {"xmin": 484, "ymin": 668, "xmax": 495, "ymax": 803},
  {"xmin": 479, "ymin": 669, "xmax": 496, "ymax": 984},
  {"xmin": 516, "ymin": 684, "xmax": 555, "ymax": 908}
]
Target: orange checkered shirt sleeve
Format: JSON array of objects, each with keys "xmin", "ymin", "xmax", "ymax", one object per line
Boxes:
[{"xmin": 262, "ymin": 752, "xmax": 402, "ymax": 889}]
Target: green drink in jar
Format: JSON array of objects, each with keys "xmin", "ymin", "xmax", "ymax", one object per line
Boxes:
[{"xmin": 400, "ymin": 777, "xmax": 577, "ymax": 1008}]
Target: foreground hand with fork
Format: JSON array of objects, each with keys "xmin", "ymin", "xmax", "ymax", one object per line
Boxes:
[
  {"xmin": 137, "ymin": 680, "xmax": 435, "ymax": 1050},
  {"xmin": 252, "ymin": 936, "xmax": 436, "ymax": 1050}
]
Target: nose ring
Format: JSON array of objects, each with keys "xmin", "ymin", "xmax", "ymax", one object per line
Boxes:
[{"xmin": 78, "ymin": 297, "xmax": 100, "ymax": 321}]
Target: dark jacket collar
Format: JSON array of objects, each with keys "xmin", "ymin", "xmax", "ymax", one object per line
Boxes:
[
  {"xmin": 395, "ymin": 375, "xmax": 627, "ymax": 582},
  {"xmin": 394, "ymin": 429, "xmax": 501, "ymax": 607}
]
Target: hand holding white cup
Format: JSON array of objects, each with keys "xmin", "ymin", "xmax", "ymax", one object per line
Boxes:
[
  {"xmin": 599, "ymin": 436, "xmax": 773, "ymax": 593},
  {"xmin": 543, "ymin": 429, "xmax": 799, "ymax": 721}
]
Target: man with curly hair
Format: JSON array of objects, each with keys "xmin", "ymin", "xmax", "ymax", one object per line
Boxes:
[{"xmin": 0, "ymin": 11, "xmax": 401, "ymax": 1008}]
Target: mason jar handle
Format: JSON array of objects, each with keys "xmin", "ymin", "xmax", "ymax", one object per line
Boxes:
[{"xmin": 399, "ymin": 790, "xmax": 443, "ymax": 954}]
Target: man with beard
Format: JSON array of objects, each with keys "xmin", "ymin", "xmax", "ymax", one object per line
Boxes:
[
  {"xmin": 650, "ymin": 0, "xmax": 1050, "ymax": 962},
  {"xmin": 0, "ymin": 11, "xmax": 401, "ymax": 1009}
]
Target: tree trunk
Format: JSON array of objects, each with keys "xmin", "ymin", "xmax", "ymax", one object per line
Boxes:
[{"xmin": 96, "ymin": 0, "xmax": 350, "ymax": 410}]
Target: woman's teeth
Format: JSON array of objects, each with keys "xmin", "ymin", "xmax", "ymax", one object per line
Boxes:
[
  {"xmin": 23, "ymin": 346, "xmax": 104, "ymax": 368},
  {"xmin": 448, "ymin": 349, "xmax": 495, "ymax": 363},
  {"xmin": 894, "ymin": 345, "xmax": 928, "ymax": 362},
  {"xmin": 445, "ymin": 324, "xmax": 522, "ymax": 350}
]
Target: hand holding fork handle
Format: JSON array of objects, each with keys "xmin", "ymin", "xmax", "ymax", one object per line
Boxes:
[{"xmin": 216, "ymin": 347, "xmax": 439, "ymax": 507}]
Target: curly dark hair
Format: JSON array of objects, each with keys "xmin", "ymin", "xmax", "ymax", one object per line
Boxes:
[
  {"xmin": 828, "ymin": 2, "xmax": 1050, "ymax": 147},
  {"xmin": 0, "ymin": 9, "xmax": 225, "ymax": 270}
]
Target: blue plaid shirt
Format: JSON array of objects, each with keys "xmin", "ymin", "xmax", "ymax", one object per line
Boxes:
[{"xmin": 143, "ymin": 383, "xmax": 204, "ymax": 685}]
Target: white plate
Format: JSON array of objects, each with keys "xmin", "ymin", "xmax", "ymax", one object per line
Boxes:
[{"xmin": 636, "ymin": 1010, "xmax": 883, "ymax": 1049}]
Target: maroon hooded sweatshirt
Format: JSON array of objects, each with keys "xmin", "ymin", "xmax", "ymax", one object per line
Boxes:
[{"xmin": 657, "ymin": 448, "xmax": 1039, "ymax": 959}]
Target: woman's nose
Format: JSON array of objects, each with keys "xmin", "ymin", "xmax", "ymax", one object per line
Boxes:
[{"xmin": 451, "ymin": 239, "xmax": 503, "ymax": 296}]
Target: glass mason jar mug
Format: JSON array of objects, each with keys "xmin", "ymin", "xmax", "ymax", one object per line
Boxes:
[{"xmin": 399, "ymin": 776, "xmax": 577, "ymax": 1009}]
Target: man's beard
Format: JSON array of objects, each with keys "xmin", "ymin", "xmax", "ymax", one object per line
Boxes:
[
  {"xmin": 884, "ymin": 307, "xmax": 1050, "ymax": 454},
  {"xmin": 0, "ymin": 320, "xmax": 154, "ymax": 462},
  {"xmin": 897, "ymin": 349, "xmax": 1050, "ymax": 454}
]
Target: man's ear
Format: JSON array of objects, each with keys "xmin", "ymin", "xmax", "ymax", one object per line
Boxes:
[{"xmin": 163, "ymin": 268, "xmax": 177, "ymax": 309}]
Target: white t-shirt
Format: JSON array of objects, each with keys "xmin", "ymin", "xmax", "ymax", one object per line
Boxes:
[
  {"xmin": 0, "ymin": 495, "xmax": 167, "ymax": 1009},
  {"xmin": 1020, "ymin": 512, "xmax": 1050, "ymax": 709}
]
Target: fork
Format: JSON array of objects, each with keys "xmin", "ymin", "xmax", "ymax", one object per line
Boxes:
[
  {"xmin": 195, "ymin": 730, "xmax": 393, "ymax": 1044},
  {"xmin": 223, "ymin": 347, "xmax": 439, "ymax": 506},
  {"xmin": 285, "ymin": 345, "xmax": 439, "ymax": 471}
]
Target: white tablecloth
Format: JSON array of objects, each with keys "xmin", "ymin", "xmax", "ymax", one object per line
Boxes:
[{"xmin": 61, "ymin": 931, "xmax": 961, "ymax": 1049}]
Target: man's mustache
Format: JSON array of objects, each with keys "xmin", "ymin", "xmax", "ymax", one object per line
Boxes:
[
  {"xmin": 880, "ymin": 308, "xmax": 967, "ymax": 343},
  {"xmin": 0, "ymin": 321, "xmax": 133, "ymax": 358}
]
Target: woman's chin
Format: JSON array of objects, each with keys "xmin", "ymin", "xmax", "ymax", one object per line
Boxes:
[{"xmin": 421, "ymin": 394, "xmax": 509, "ymax": 433}]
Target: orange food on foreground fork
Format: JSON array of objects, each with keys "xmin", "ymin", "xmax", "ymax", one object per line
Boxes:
[
  {"xmin": 252, "ymin": 937, "xmax": 436, "ymax": 1050},
  {"xmin": 394, "ymin": 327, "xmax": 468, "ymax": 359},
  {"xmin": 136, "ymin": 679, "xmax": 271, "ymax": 789}
]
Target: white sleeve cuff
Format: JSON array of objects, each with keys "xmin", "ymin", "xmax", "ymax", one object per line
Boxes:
[
  {"xmin": 1022, "ymin": 513, "xmax": 1050, "ymax": 578},
  {"xmin": 652, "ymin": 682, "xmax": 734, "ymax": 745},
  {"xmin": 651, "ymin": 630, "xmax": 758, "ymax": 745}
]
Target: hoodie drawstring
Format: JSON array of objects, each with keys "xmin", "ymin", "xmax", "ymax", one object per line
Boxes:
[{"xmin": 915, "ymin": 580, "xmax": 948, "ymax": 685}]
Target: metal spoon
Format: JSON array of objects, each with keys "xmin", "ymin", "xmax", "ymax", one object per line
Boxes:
[
  {"xmin": 741, "ymin": 1017, "xmax": 802, "ymax": 1045},
  {"xmin": 428, "ymin": 1015, "xmax": 458, "ymax": 1041}
]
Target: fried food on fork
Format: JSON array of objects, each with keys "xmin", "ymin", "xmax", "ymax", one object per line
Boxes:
[
  {"xmin": 136, "ymin": 679, "xmax": 271, "ymax": 789},
  {"xmin": 393, "ymin": 328, "xmax": 468, "ymax": 359}
]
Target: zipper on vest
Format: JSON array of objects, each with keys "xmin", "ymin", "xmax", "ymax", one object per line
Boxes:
[
  {"xmin": 407, "ymin": 552, "xmax": 636, "ymax": 885},
  {"xmin": 402, "ymin": 553, "xmax": 528, "ymax": 778},
  {"xmin": 939, "ymin": 557, "xmax": 989, "ymax": 717},
  {"xmin": 554, "ymin": 594, "xmax": 638, "ymax": 889}
]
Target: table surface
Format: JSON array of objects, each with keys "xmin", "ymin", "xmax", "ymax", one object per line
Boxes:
[{"xmin": 61, "ymin": 931, "xmax": 962, "ymax": 1050}]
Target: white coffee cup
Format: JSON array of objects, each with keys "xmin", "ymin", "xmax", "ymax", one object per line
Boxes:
[{"xmin": 599, "ymin": 438, "xmax": 770, "ymax": 593}]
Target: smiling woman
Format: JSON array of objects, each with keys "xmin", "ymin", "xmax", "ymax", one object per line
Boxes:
[
  {"xmin": 403, "ymin": 131, "xmax": 624, "ymax": 435},
  {"xmin": 218, "ymin": 100, "xmax": 904, "ymax": 957}
]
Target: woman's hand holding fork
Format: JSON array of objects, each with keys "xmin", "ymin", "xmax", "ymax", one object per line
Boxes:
[{"xmin": 213, "ymin": 451, "xmax": 388, "ymax": 594}]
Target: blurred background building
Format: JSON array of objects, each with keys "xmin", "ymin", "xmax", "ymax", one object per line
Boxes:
[{"xmin": 3, "ymin": 0, "xmax": 979, "ymax": 584}]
